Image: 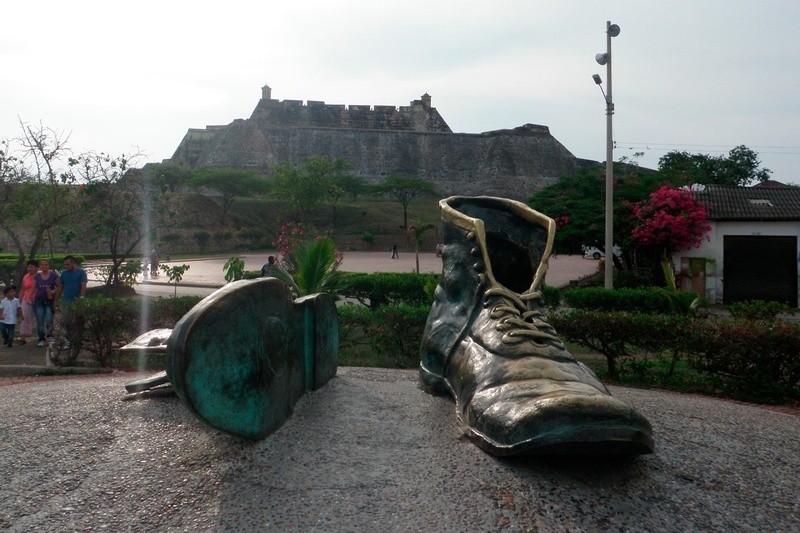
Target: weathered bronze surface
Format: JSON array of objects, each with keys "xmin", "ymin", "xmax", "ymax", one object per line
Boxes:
[
  {"xmin": 419, "ymin": 196, "xmax": 654, "ymax": 456},
  {"xmin": 124, "ymin": 278, "xmax": 338, "ymax": 440}
]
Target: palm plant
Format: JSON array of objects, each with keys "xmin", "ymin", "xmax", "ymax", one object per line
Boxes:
[
  {"xmin": 406, "ymin": 221, "xmax": 436, "ymax": 274},
  {"xmin": 271, "ymin": 237, "xmax": 342, "ymax": 296}
]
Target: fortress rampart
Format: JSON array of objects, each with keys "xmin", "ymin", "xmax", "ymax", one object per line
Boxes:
[{"xmin": 167, "ymin": 84, "xmax": 583, "ymax": 200}]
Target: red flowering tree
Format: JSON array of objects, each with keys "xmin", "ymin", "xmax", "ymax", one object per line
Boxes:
[{"xmin": 629, "ymin": 186, "xmax": 711, "ymax": 259}]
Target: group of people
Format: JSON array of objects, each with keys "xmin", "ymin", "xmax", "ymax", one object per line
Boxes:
[{"xmin": 0, "ymin": 256, "xmax": 87, "ymax": 349}]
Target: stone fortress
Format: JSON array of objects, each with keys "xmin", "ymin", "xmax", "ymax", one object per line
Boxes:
[{"xmin": 167, "ymin": 84, "xmax": 590, "ymax": 200}]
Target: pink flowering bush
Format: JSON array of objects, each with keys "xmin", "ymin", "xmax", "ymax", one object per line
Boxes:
[
  {"xmin": 629, "ymin": 187, "xmax": 711, "ymax": 256},
  {"xmin": 273, "ymin": 222, "xmax": 343, "ymax": 272}
]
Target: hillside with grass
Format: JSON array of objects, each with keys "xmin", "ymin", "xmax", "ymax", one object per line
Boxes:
[{"xmin": 157, "ymin": 193, "xmax": 442, "ymax": 256}]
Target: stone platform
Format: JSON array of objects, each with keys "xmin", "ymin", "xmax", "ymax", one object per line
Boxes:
[{"xmin": 0, "ymin": 368, "xmax": 797, "ymax": 531}]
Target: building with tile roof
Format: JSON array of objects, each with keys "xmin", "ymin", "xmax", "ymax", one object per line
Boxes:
[{"xmin": 674, "ymin": 184, "xmax": 800, "ymax": 306}]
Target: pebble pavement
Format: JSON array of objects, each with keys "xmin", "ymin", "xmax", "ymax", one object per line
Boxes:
[{"xmin": 0, "ymin": 368, "xmax": 797, "ymax": 531}]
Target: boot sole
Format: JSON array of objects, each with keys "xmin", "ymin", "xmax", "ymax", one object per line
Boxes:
[
  {"xmin": 167, "ymin": 278, "xmax": 337, "ymax": 440},
  {"xmin": 457, "ymin": 417, "xmax": 655, "ymax": 456},
  {"xmin": 421, "ymin": 364, "xmax": 654, "ymax": 456}
]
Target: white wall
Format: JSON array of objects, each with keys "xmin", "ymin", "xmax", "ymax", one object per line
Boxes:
[{"xmin": 673, "ymin": 220, "xmax": 800, "ymax": 304}]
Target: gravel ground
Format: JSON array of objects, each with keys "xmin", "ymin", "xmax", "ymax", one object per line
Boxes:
[{"xmin": 0, "ymin": 367, "xmax": 797, "ymax": 532}]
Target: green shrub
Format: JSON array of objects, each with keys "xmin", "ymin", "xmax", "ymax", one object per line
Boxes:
[
  {"xmin": 63, "ymin": 296, "xmax": 141, "ymax": 367},
  {"xmin": 688, "ymin": 318, "xmax": 800, "ymax": 403},
  {"xmin": 551, "ymin": 308, "xmax": 800, "ymax": 403},
  {"xmin": 541, "ymin": 285, "xmax": 561, "ymax": 308},
  {"xmin": 726, "ymin": 300, "xmax": 796, "ymax": 321},
  {"xmin": 337, "ymin": 304, "xmax": 429, "ymax": 368},
  {"xmin": 563, "ymin": 287, "xmax": 699, "ymax": 314},
  {"xmin": 243, "ymin": 270, "xmax": 262, "ymax": 280},
  {"xmin": 194, "ymin": 231, "xmax": 211, "ymax": 252},
  {"xmin": 550, "ymin": 309, "xmax": 693, "ymax": 378},
  {"xmin": 339, "ymin": 272, "xmax": 438, "ymax": 309},
  {"xmin": 148, "ymin": 296, "xmax": 201, "ymax": 329}
]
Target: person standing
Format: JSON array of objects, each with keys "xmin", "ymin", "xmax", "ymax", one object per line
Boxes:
[
  {"xmin": 32, "ymin": 258, "xmax": 58, "ymax": 347},
  {"xmin": 18, "ymin": 260, "xmax": 38, "ymax": 344},
  {"xmin": 391, "ymin": 243, "xmax": 399, "ymax": 259},
  {"xmin": 0, "ymin": 286, "xmax": 22, "ymax": 348},
  {"xmin": 150, "ymin": 249, "xmax": 159, "ymax": 277},
  {"xmin": 55, "ymin": 255, "xmax": 87, "ymax": 350}
]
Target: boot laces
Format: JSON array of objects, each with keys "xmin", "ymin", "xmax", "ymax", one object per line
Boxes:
[{"xmin": 485, "ymin": 287, "xmax": 564, "ymax": 347}]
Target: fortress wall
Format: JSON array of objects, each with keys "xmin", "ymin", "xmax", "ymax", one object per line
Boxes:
[
  {"xmin": 193, "ymin": 123, "xmax": 576, "ymax": 200},
  {"xmin": 168, "ymin": 89, "xmax": 582, "ymax": 201},
  {"xmin": 248, "ymin": 98, "xmax": 451, "ymax": 133}
]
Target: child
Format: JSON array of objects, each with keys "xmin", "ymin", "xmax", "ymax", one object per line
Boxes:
[{"xmin": 0, "ymin": 286, "xmax": 23, "ymax": 348}]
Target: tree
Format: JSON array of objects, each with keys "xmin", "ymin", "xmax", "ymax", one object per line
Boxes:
[
  {"xmin": 629, "ymin": 186, "xmax": 711, "ymax": 260},
  {"xmin": 74, "ymin": 152, "xmax": 173, "ymax": 295},
  {"xmin": 270, "ymin": 156, "xmax": 351, "ymax": 221},
  {"xmin": 377, "ymin": 176, "xmax": 438, "ymax": 229},
  {"xmin": 148, "ymin": 162, "xmax": 191, "ymax": 193},
  {"xmin": 189, "ymin": 167, "xmax": 268, "ymax": 223},
  {"xmin": 0, "ymin": 122, "xmax": 79, "ymax": 285},
  {"xmin": 658, "ymin": 145, "xmax": 771, "ymax": 187},
  {"xmin": 406, "ymin": 222, "xmax": 436, "ymax": 274},
  {"xmin": 331, "ymin": 173, "xmax": 368, "ymax": 200},
  {"xmin": 528, "ymin": 163, "xmax": 663, "ymax": 258}
]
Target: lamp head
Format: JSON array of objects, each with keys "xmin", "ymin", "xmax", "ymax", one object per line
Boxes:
[
  {"xmin": 608, "ymin": 23, "xmax": 621, "ymax": 37},
  {"xmin": 595, "ymin": 53, "xmax": 609, "ymax": 66},
  {"xmin": 592, "ymin": 74, "xmax": 602, "ymax": 85}
]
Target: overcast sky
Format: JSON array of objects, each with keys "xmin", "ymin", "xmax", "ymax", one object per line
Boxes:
[{"xmin": 3, "ymin": 1, "xmax": 798, "ymax": 185}]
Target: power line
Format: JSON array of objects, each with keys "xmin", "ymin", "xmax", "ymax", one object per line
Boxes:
[{"xmin": 615, "ymin": 141, "xmax": 800, "ymax": 156}]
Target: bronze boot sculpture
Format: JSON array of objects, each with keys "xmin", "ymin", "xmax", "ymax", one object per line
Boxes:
[
  {"xmin": 123, "ymin": 278, "xmax": 338, "ymax": 440},
  {"xmin": 419, "ymin": 196, "xmax": 654, "ymax": 456}
]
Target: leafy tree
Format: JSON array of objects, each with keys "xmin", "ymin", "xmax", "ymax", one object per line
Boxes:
[
  {"xmin": 528, "ymin": 163, "xmax": 663, "ymax": 258},
  {"xmin": 160, "ymin": 263, "xmax": 190, "ymax": 297},
  {"xmin": 148, "ymin": 162, "xmax": 192, "ymax": 193},
  {"xmin": 658, "ymin": 145, "xmax": 771, "ymax": 186},
  {"xmin": 331, "ymin": 173, "xmax": 368, "ymax": 200},
  {"xmin": 0, "ymin": 122, "xmax": 79, "ymax": 285},
  {"xmin": 629, "ymin": 186, "xmax": 711, "ymax": 260},
  {"xmin": 271, "ymin": 156, "xmax": 350, "ymax": 221},
  {"xmin": 189, "ymin": 167, "xmax": 268, "ymax": 223},
  {"xmin": 376, "ymin": 176, "xmax": 438, "ymax": 229},
  {"xmin": 73, "ymin": 152, "xmax": 173, "ymax": 295}
]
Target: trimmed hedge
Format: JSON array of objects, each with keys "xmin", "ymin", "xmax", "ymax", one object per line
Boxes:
[
  {"xmin": 562, "ymin": 287, "xmax": 699, "ymax": 314},
  {"xmin": 339, "ymin": 272, "xmax": 438, "ymax": 309},
  {"xmin": 337, "ymin": 304, "xmax": 430, "ymax": 367},
  {"xmin": 550, "ymin": 308, "xmax": 800, "ymax": 404},
  {"xmin": 688, "ymin": 318, "xmax": 800, "ymax": 404},
  {"xmin": 61, "ymin": 295, "xmax": 202, "ymax": 367}
]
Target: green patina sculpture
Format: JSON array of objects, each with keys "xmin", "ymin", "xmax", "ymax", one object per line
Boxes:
[
  {"xmin": 419, "ymin": 196, "xmax": 654, "ymax": 456},
  {"xmin": 124, "ymin": 278, "xmax": 338, "ymax": 440}
]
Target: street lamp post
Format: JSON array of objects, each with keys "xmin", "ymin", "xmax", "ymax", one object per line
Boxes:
[{"xmin": 594, "ymin": 20, "xmax": 620, "ymax": 289}]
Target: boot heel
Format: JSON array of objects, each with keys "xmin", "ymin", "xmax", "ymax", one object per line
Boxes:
[{"xmin": 419, "ymin": 364, "xmax": 452, "ymax": 397}]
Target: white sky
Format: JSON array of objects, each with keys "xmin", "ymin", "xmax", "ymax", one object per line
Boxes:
[{"xmin": 3, "ymin": 1, "xmax": 799, "ymax": 184}]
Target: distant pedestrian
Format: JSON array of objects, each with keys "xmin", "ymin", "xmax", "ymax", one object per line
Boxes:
[
  {"xmin": 55, "ymin": 255, "xmax": 87, "ymax": 349},
  {"xmin": 33, "ymin": 258, "xmax": 58, "ymax": 347},
  {"xmin": 150, "ymin": 249, "xmax": 159, "ymax": 277},
  {"xmin": 0, "ymin": 286, "xmax": 22, "ymax": 348},
  {"xmin": 435, "ymin": 243, "xmax": 443, "ymax": 257},
  {"xmin": 261, "ymin": 256, "xmax": 276, "ymax": 277},
  {"xmin": 391, "ymin": 243, "xmax": 399, "ymax": 259},
  {"xmin": 19, "ymin": 260, "xmax": 38, "ymax": 344}
]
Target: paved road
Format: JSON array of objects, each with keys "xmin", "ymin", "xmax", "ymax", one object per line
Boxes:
[{"xmin": 131, "ymin": 252, "xmax": 598, "ymax": 298}]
